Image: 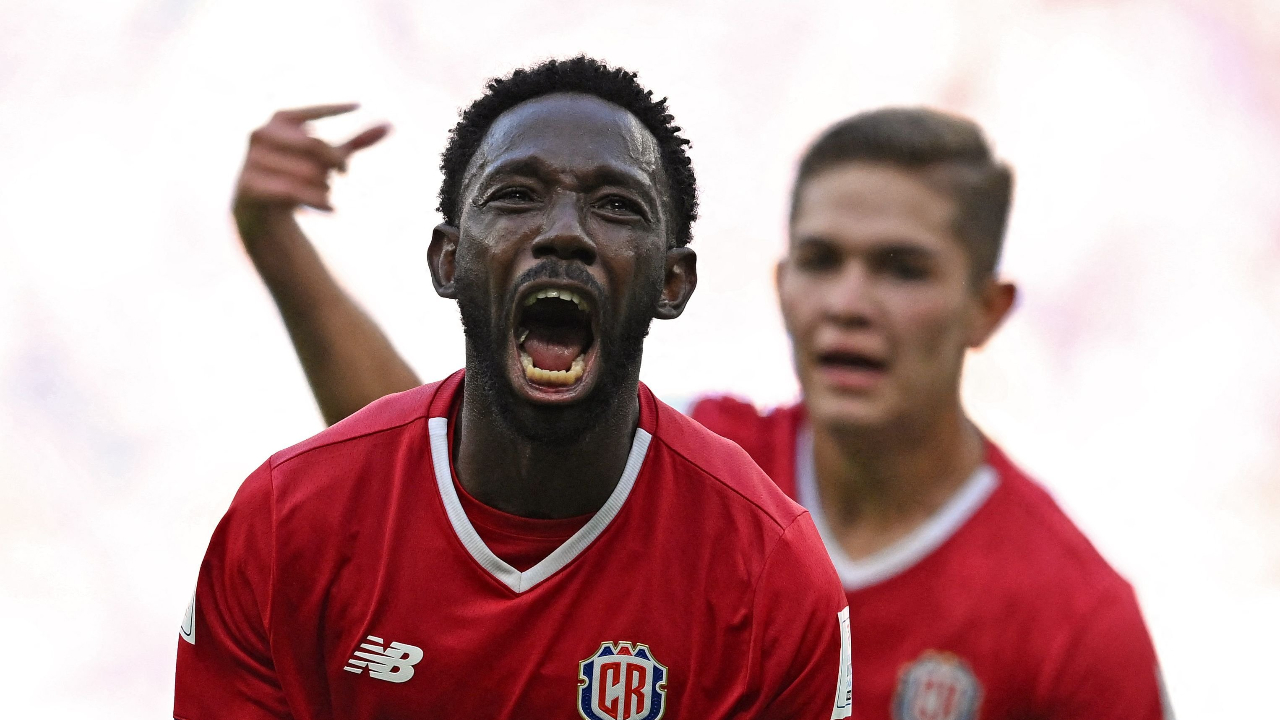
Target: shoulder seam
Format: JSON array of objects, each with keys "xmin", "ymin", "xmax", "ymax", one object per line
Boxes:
[
  {"xmin": 744, "ymin": 514, "xmax": 810, "ymax": 701},
  {"xmin": 269, "ymin": 414, "xmax": 428, "ymax": 471},
  {"xmin": 651, "ymin": 432, "xmax": 794, "ymax": 530},
  {"xmin": 999, "ymin": 474, "xmax": 1131, "ymax": 582}
]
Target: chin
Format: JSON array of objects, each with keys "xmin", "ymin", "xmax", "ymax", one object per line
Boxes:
[{"xmin": 803, "ymin": 390, "xmax": 896, "ymax": 433}]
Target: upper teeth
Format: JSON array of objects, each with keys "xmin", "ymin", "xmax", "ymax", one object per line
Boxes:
[{"xmin": 523, "ymin": 288, "xmax": 591, "ymax": 312}]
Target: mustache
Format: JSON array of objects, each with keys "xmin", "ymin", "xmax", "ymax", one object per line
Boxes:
[{"xmin": 506, "ymin": 261, "xmax": 607, "ymax": 313}]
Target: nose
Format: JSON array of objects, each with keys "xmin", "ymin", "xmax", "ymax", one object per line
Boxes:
[
  {"xmin": 822, "ymin": 264, "xmax": 875, "ymax": 328},
  {"xmin": 531, "ymin": 193, "xmax": 597, "ymax": 264}
]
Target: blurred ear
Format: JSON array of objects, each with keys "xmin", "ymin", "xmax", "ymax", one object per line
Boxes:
[
  {"xmin": 653, "ymin": 247, "xmax": 697, "ymax": 320},
  {"xmin": 428, "ymin": 224, "xmax": 460, "ymax": 299},
  {"xmin": 967, "ymin": 278, "xmax": 1017, "ymax": 348}
]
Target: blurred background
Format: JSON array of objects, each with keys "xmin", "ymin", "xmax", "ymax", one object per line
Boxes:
[{"xmin": 2, "ymin": 0, "xmax": 1278, "ymax": 716}]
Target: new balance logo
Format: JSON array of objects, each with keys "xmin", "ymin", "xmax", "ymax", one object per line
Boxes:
[{"xmin": 344, "ymin": 635, "xmax": 423, "ymax": 683}]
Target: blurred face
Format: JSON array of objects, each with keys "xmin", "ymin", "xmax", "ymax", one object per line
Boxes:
[
  {"xmin": 430, "ymin": 93, "xmax": 695, "ymax": 442},
  {"xmin": 778, "ymin": 162, "xmax": 1009, "ymax": 432}
]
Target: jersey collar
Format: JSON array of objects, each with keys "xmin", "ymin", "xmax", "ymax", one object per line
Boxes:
[
  {"xmin": 426, "ymin": 371, "xmax": 655, "ymax": 593},
  {"xmin": 795, "ymin": 424, "xmax": 999, "ymax": 591}
]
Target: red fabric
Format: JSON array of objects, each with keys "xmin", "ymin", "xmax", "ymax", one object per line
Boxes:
[
  {"xmin": 691, "ymin": 395, "xmax": 1169, "ymax": 720},
  {"xmin": 175, "ymin": 372, "xmax": 850, "ymax": 720},
  {"xmin": 452, "ymin": 475, "xmax": 591, "ymax": 572}
]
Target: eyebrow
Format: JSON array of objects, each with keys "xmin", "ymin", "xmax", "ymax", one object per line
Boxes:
[{"xmin": 793, "ymin": 235, "xmax": 939, "ymax": 258}]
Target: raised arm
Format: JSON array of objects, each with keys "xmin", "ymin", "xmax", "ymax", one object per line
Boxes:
[{"xmin": 234, "ymin": 104, "xmax": 420, "ymax": 425}]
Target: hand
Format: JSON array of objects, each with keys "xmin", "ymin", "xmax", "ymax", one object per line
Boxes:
[{"xmin": 233, "ymin": 103, "xmax": 390, "ymax": 236}]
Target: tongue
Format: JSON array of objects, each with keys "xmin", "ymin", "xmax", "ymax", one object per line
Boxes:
[{"xmin": 522, "ymin": 326, "xmax": 588, "ymax": 372}]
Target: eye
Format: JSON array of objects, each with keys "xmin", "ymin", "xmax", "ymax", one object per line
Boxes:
[
  {"xmin": 882, "ymin": 255, "xmax": 930, "ymax": 281},
  {"xmin": 595, "ymin": 194, "xmax": 644, "ymax": 218},
  {"xmin": 793, "ymin": 241, "xmax": 841, "ymax": 273},
  {"xmin": 489, "ymin": 187, "xmax": 538, "ymax": 205}
]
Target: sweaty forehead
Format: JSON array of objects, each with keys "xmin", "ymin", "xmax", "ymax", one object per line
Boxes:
[{"xmin": 463, "ymin": 93, "xmax": 663, "ymax": 190}]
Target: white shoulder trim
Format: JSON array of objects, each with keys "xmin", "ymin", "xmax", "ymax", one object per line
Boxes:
[
  {"xmin": 428, "ymin": 417, "xmax": 652, "ymax": 593},
  {"xmin": 796, "ymin": 425, "xmax": 998, "ymax": 591}
]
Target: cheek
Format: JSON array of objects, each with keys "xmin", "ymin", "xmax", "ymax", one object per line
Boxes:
[
  {"xmin": 777, "ymin": 275, "xmax": 819, "ymax": 340},
  {"xmin": 609, "ymin": 240, "xmax": 658, "ymax": 305},
  {"xmin": 888, "ymin": 291, "xmax": 970, "ymax": 363}
]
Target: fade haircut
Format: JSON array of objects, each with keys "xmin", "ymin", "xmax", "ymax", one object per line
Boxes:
[
  {"xmin": 792, "ymin": 107, "xmax": 1014, "ymax": 280},
  {"xmin": 438, "ymin": 56, "xmax": 698, "ymax": 247}
]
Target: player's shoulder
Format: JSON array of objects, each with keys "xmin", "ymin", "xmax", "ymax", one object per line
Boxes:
[
  {"xmin": 687, "ymin": 394, "xmax": 805, "ymax": 490},
  {"xmin": 981, "ymin": 441, "xmax": 1135, "ymax": 598},
  {"xmin": 650, "ymin": 393, "xmax": 807, "ymax": 530},
  {"xmin": 689, "ymin": 394, "xmax": 802, "ymax": 440},
  {"xmin": 268, "ymin": 375, "xmax": 452, "ymax": 472}
]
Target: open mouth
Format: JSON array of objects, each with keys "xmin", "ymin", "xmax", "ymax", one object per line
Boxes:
[
  {"xmin": 514, "ymin": 286, "xmax": 598, "ymax": 392},
  {"xmin": 817, "ymin": 351, "xmax": 887, "ymax": 372}
]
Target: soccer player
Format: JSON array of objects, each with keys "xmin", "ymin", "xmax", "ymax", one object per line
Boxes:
[
  {"xmin": 175, "ymin": 57, "xmax": 854, "ymax": 720},
  {"xmin": 691, "ymin": 110, "xmax": 1172, "ymax": 719},
  {"xmin": 226, "ymin": 97, "xmax": 1171, "ymax": 717}
]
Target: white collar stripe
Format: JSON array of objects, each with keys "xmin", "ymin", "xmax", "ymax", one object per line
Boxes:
[
  {"xmin": 427, "ymin": 417, "xmax": 652, "ymax": 594},
  {"xmin": 796, "ymin": 425, "xmax": 998, "ymax": 591}
]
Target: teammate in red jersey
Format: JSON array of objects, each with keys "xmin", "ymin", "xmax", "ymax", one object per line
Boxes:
[
  {"xmin": 222, "ymin": 98, "xmax": 1172, "ymax": 717},
  {"xmin": 692, "ymin": 110, "xmax": 1170, "ymax": 720},
  {"xmin": 176, "ymin": 57, "xmax": 853, "ymax": 720}
]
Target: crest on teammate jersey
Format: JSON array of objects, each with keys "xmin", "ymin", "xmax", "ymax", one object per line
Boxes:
[
  {"xmin": 578, "ymin": 642, "xmax": 668, "ymax": 720},
  {"xmin": 892, "ymin": 651, "xmax": 983, "ymax": 720}
]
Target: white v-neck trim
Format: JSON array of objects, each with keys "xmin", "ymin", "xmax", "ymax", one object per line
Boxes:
[
  {"xmin": 796, "ymin": 425, "xmax": 998, "ymax": 591},
  {"xmin": 428, "ymin": 417, "xmax": 652, "ymax": 594}
]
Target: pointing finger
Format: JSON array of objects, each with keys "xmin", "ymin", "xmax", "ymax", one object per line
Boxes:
[
  {"xmin": 273, "ymin": 103, "xmax": 360, "ymax": 125},
  {"xmin": 338, "ymin": 123, "xmax": 392, "ymax": 160}
]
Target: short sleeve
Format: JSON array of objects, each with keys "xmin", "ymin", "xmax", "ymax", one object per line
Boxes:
[
  {"xmin": 174, "ymin": 462, "xmax": 290, "ymax": 720},
  {"xmin": 747, "ymin": 512, "xmax": 852, "ymax": 720},
  {"xmin": 1037, "ymin": 585, "xmax": 1171, "ymax": 720}
]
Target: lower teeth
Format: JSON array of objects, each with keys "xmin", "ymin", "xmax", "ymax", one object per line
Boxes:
[{"xmin": 521, "ymin": 352, "xmax": 585, "ymax": 386}]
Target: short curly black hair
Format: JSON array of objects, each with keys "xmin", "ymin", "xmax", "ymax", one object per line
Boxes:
[{"xmin": 437, "ymin": 56, "xmax": 698, "ymax": 247}]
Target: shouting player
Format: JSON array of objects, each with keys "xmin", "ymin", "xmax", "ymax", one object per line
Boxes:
[
  {"xmin": 223, "ymin": 89, "xmax": 1171, "ymax": 717},
  {"xmin": 175, "ymin": 57, "xmax": 854, "ymax": 720}
]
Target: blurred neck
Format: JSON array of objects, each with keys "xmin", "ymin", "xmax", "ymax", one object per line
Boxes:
[{"xmin": 811, "ymin": 398, "xmax": 986, "ymax": 560}]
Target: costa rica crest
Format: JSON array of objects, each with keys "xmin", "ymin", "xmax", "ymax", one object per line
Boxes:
[
  {"xmin": 578, "ymin": 641, "xmax": 668, "ymax": 720},
  {"xmin": 893, "ymin": 651, "xmax": 982, "ymax": 720}
]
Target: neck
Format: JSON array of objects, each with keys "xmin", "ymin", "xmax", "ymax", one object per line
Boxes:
[
  {"xmin": 811, "ymin": 399, "xmax": 985, "ymax": 560},
  {"xmin": 455, "ymin": 379, "xmax": 640, "ymax": 520}
]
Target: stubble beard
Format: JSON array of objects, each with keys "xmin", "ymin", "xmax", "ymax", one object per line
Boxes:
[{"xmin": 455, "ymin": 263, "xmax": 659, "ymax": 446}]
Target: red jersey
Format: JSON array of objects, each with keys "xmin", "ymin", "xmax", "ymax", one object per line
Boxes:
[
  {"xmin": 690, "ymin": 397, "xmax": 1170, "ymax": 720},
  {"xmin": 175, "ymin": 372, "xmax": 854, "ymax": 720}
]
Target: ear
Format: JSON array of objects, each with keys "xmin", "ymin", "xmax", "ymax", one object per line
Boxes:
[
  {"xmin": 653, "ymin": 246, "xmax": 697, "ymax": 320},
  {"xmin": 967, "ymin": 278, "xmax": 1017, "ymax": 348},
  {"xmin": 428, "ymin": 223, "xmax": 460, "ymax": 299}
]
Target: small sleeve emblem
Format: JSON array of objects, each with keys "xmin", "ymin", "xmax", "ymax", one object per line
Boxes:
[
  {"xmin": 833, "ymin": 606, "xmax": 853, "ymax": 719},
  {"xmin": 179, "ymin": 589, "xmax": 196, "ymax": 645}
]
